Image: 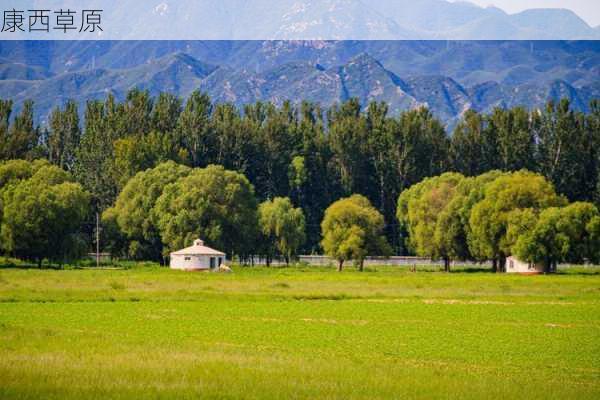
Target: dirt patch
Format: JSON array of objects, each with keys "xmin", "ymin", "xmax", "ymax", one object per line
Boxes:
[
  {"xmin": 422, "ymin": 299, "xmax": 513, "ymax": 305},
  {"xmin": 300, "ymin": 318, "xmax": 369, "ymax": 326},
  {"xmin": 545, "ymin": 323, "xmax": 575, "ymax": 329},
  {"xmin": 421, "ymin": 299, "xmax": 576, "ymax": 306}
]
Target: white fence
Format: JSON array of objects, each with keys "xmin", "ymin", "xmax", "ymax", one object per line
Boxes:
[{"xmin": 248, "ymin": 255, "xmax": 491, "ymax": 267}]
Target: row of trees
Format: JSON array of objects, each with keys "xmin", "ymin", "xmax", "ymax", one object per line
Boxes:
[
  {"xmin": 397, "ymin": 170, "xmax": 600, "ymax": 272},
  {"xmin": 1, "ymin": 92, "xmax": 598, "ymax": 252},
  {"xmin": 1, "ymin": 159, "xmax": 599, "ymax": 272},
  {"xmin": 102, "ymin": 161, "xmax": 306, "ymax": 265},
  {"xmin": 318, "ymin": 169, "xmax": 600, "ymax": 273}
]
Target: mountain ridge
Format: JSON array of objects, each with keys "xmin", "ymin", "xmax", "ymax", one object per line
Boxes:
[{"xmin": 0, "ymin": 46, "xmax": 596, "ymax": 129}]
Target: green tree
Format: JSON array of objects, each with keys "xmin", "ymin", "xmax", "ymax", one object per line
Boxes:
[
  {"xmin": 258, "ymin": 197, "xmax": 306, "ymax": 265},
  {"xmin": 450, "ymin": 110, "xmax": 489, "ymax": 176},
  {"xmin": 536, "ymin": 99, "xmax": 592, "ymax": 202},
  {"xmin": 151, "ymin": 93, "xmax": 182, "ymax": 133},
  {"xmin": 586, "ymin": 100, "xmax": 600, "ymax": 206},
  {"xmin": 328, "ymin": 99, "xmax": 371, "ymax": 196},
  {"xmin": 99, "ymin": 207, "xmax": 128, "ymax": 259},
  {"xmin": 0, "ymin": 159, "xmax": 49, "ymax": 188},
  {"xmin": 0, "ymin": 164, "xmax": 89, "ymax": 266},
  {"xmin": 123, "ymin": 89, "xmax": 153, "ymax": 136},
  {"xmin": 4, "ymin": 101, "xmax": 41, "ymax": 160},
  {"xmin": 48, "ymin": 100, "xmax": 80, "ymax": 171},
  {"xmin": 0, "ymin": 100, "xmax": 13, "ymax": 160},
  {"xmin": 397, "ymin": 173, "xmax": 465, "ymax": 271},
  {"xmin": 112, "ymin": 132, "xmax": 188, "ymax": 189},
  {"xmin": 212, "ymin": 103, "xmax": 257, "ymax": 176},
  {"xmin": 1, "ymin": 160, "xmax": 29, "ymax": 232},
  {"xmin": 291, "ymin": 102, "xmax": 337, "ymax": 253},
  {"xmin": 588, "ymin": 216, "xmax": 600, "ymax": 264},
  {"xmin": 487, "ymin": 107, "xmax": 535, "ymax": 172},
  {"xmin": 469, "ymin": 170, "xmax": 567, "ymax": 271},
  {"xmin": 0, "ymin": 159, "xmax": 51, "ymax": 230},
  {"xmin": 321, "ymin": 194, "xmax": 391, "ymax": 271},
  {"xmin": 253, "ymin": 102, "xmax": 299, "ymax": 199},
  {"xmin": 435, "ymin": 171, "xmax": 508, "ymax": 264},
  {"xmin": 74, "ymin": 97, "xmax": 122, "ymax": 211},
  {"xmin": 365, "ymin": 102, "xmax": 399, "ymax": 244},
  {"xmin": 105, "ymin": 161, "xmax": 191, "ymax": 261},
  {"xmin": 153, "ymin": 165, "xmax": 258, "ymax": 260},
  {"xmin": 176, "ymin": 91, "xmax": 213, "ymax": 167},
  {"xmin": 393, "ymin": 107, "xmax": 449, "ymax": 190},
  {"xmin": 513, "ymin": 202, "xmax": 600, "ymax": 272}
]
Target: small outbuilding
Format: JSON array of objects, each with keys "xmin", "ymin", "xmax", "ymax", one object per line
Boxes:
[
  {"xmin": 170, "ymin": 239, "xmax": 226, "ymax": 271},
  {"xmin": 506, "ymin": 256, "xmax": 544, "ymax": 274}
]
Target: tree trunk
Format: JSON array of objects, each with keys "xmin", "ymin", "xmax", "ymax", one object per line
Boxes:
[
  {"xmin": 338, "ymin": 260, "xmax": 344, "ymax": 272},
  {"xmin": 545, "ymin": 259, "xmax": 557, "ymax": 274},
  {"xmin": 544, "ymin": 258, "xmax": 551, "ymax": 274},
  {"xmin": 492, "ymin": 259, "xmax": 498, "ymax": 273},
  {"xmin": 38, "ymin": 259, "xmax": 42, "ymax": 269},
  {"xmin": 444, "ymin": 257, "xmax": 451, "ymax": 272},
  {"xmin": 358, "ymin": 259, "xmax": 364, "ymax": 272},
  {"xmin": 499, "ymin": 256, "xmax": 507, "ymax": 273}
]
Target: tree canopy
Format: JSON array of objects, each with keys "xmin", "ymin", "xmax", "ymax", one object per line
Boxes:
[
  {"xmin": 153, "ymin": 165, "xmax": 259, "ymax": 259},
  {"xmin": 258, "ymin": 197, "xmax": 306, "ymax": 265},
  {"xmin": 0, "ymin": 162, "xmax": 89, "ymax": 266},
  {"xmin": 514, "ymin": 202, "xmax": 600, "ymax": 271},
  {"xmin": 104, "ymin": 161, "xmax": 191, "ymax": 261},
  {"xmin": 397, "ymin": 172, "xmax": 465, "ymax": 271},
  {"xmin": 469, "ymin": 170, "xmax": 567, "ymax": 270},
  {"xmin": 321, "ymin": 194, "xmax": 391, "ymax": 271},
  {"xmin": 0, "ymin": 91, "xmax": 599, "ymax": 264}
]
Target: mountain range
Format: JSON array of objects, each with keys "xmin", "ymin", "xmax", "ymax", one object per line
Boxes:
[
  {"xmin": 5, "ymin": 0, "xmax": 600, "ymax": 40},
  {"xmin": 0, "ymin": 40, "xmax": 598, "ymax": 128}
]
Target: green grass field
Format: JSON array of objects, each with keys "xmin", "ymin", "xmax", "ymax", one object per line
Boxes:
[{"xmin": 1, "ymin": 264, "xmax": 599, "ymax": 399}]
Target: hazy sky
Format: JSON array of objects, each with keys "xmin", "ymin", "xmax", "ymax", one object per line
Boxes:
[{"xmin": 451, "ymin": 0, "xmax": 600, "ymax": 27}]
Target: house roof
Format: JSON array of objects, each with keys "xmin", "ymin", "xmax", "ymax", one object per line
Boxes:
[{"xmin": 171, "ymin": 239, "xmax": 225, "ymax": 256}]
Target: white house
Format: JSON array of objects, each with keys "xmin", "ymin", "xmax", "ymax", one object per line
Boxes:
[
  {"xmin": 170, "ymin": 239, "xmax": 226, "ymax": 271},
  {"xmin": 506, "ymin": 256, "xmax": 545, "ymax": 274}
]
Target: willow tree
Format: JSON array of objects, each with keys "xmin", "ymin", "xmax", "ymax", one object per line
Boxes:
[
  {"xmin": 397, "ymin": 172, "xmax": 465, "ymax": 271},
  {"xmin": 0, "ymin": 164, "xmax": 89, "ymax": 267},
  {"xmin": 321, "ymin": 194, "xmax": 390, "ymax": 272},
  {"xmin": 103, "ymin": 161, "xmax": 191, "ymax": 261},
  {"xmin": 153, "ymin": 165, "xmax": 259, "ymax": 260},
  {"xmin": 514, "ymin": 202, "xmax": 600, "ymax": 272},
  {"xmin": 258, "ymin": 197, "xmax": 306, "ymax": 265},
  {"xmin": 469, "ymin": 170, "xmax": 567, "ymax": 272}
]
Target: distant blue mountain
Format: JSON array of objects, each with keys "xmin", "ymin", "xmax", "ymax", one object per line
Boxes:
[{"xmin": 0, "ymin": 40, "xmax": 597, "ymax": 128}]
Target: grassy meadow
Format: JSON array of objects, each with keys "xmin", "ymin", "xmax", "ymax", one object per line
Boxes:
[{"xmin": 1, "ymin": 263, "xmax": 599, "ymax": 399}]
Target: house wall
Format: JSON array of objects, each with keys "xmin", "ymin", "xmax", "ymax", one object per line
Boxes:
[
  {"xmin": 506, "ymin": 257, "xmax": 544, "ymax": 274},
  {"xmin": 170, "ymin": 255, "xmax": 224, "ymax": 270}
]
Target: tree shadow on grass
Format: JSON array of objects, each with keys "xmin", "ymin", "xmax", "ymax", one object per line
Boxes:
[
  {"xmin": 0, "ymin": 263, "xmax": 64, "ymax": 270},
  {"xmin": 0, "ymin": 258, "xmax": 63, "ymax": 270},
  {"xmin": 555, "ymin": 269, "xmax": 600, "ymax": 276}
]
